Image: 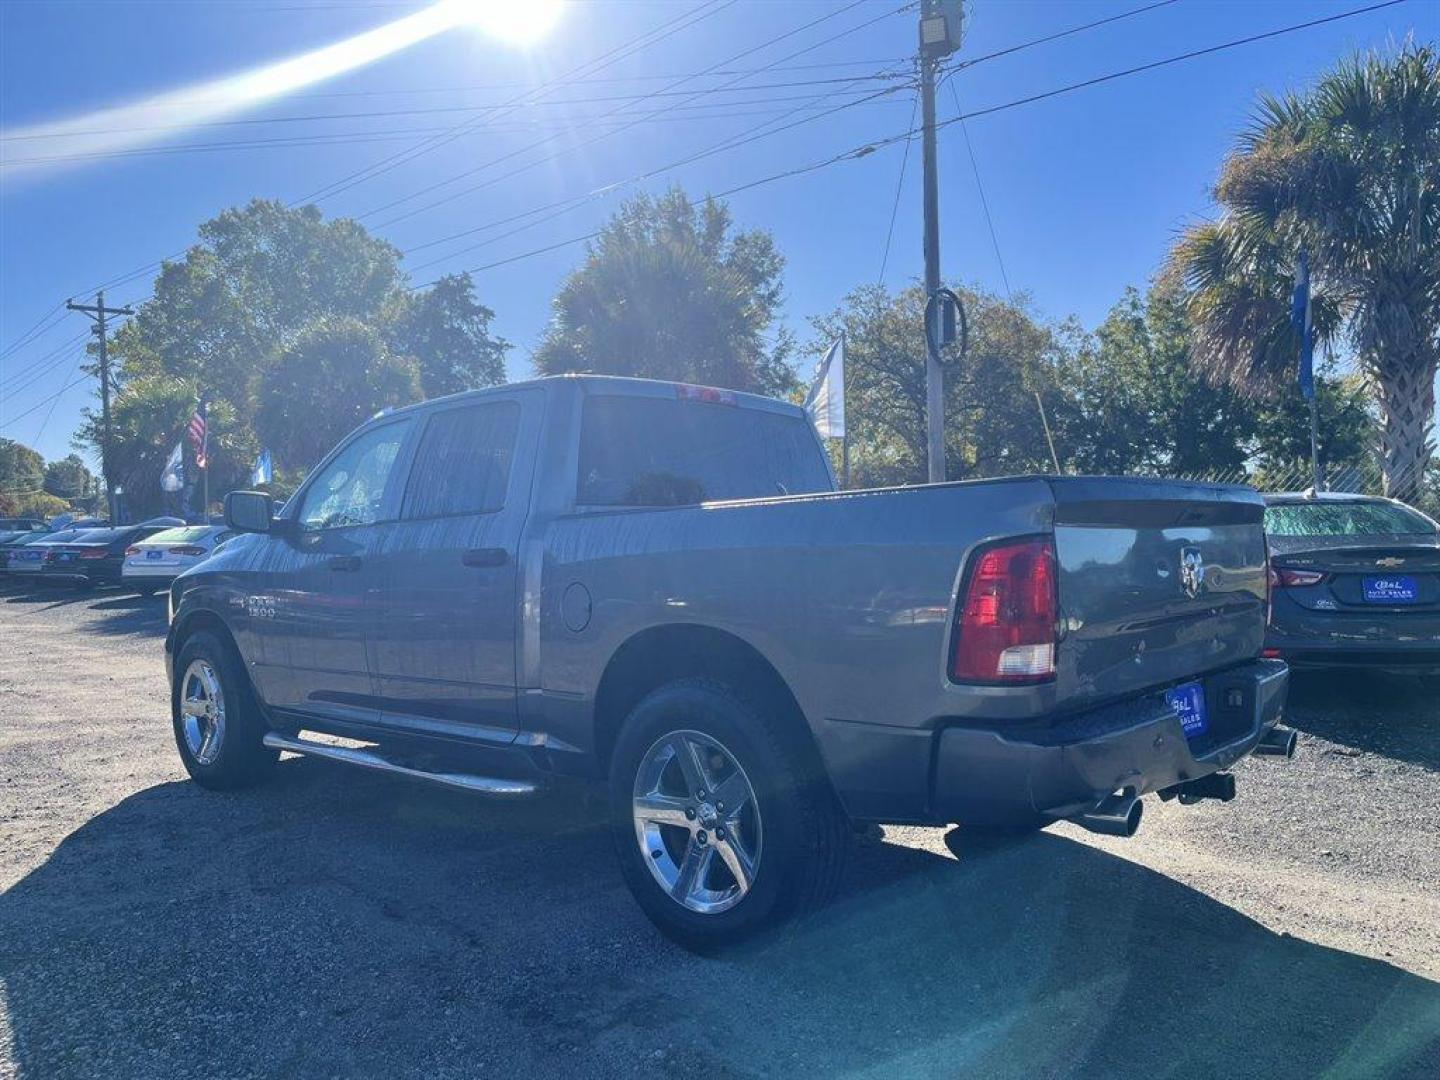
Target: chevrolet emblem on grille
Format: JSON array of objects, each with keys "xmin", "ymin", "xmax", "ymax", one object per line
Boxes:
[{"xmin": 1375, "ymin": 557, "xmax": 1405, "ymax": 568}]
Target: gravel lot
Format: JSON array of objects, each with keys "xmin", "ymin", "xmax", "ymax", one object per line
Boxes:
[{"xmin": 1, "ymin": 584, "xmax": 1437, "ymax": 1079}]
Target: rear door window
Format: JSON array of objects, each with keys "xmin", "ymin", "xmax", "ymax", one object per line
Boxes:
[
  {"xmin": 401, "ymin": 401, "xmax": 521, "ymax": 520},
  {"xmin": 576, "ymin": 394, "xmax": 832, "ymax": 506}
]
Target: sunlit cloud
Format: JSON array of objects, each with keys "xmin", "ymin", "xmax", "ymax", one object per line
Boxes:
[{"xmin": 0, "ymin": 1, "xmax": 564, "ymax": 174}]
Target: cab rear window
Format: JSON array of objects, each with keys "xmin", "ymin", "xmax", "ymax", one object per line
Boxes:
[{"xmin": 576, "ymin": 394, "xmax": 832, "ymax": 507}]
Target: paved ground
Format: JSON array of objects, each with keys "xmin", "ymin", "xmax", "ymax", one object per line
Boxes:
[{"xmin": 0, "ymin": 584, "xmax": 1437, "ymax": 1080}]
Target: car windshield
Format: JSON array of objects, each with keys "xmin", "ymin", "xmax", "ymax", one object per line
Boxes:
[
  {"xmin": 1264, "ymin": 501, "xmax": 1437, "ymax": 537},
  {"xmin": 143, "ymin": 527, "xmax": 213, "ymax": 545}
]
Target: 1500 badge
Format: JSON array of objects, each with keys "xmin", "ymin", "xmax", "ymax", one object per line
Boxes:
[{"xmin": 243, "ymin": 595, "xmax": 277, "ymax": 619}]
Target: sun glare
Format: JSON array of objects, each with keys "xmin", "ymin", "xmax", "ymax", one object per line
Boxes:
[
  {"xmin": 448, "ymin": 0, "xmax": 565, "ymax": 45},
  {"xmin": 1, "ymin": 1, "xmax": 564, "ymax": 175}
]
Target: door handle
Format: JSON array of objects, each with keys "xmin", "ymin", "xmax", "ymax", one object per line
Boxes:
[
  {"xmin": 462, "ymin": 547, "xmax": 509, "ymax": 568},
  {"xmin": 327, "ymin": 555, "xmax": 362, "ymax": 571}
]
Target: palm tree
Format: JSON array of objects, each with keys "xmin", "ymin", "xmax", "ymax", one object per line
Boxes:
[{"xmin": 1172, "ymin": 43, "xmax": 1440, "ymax": 501}]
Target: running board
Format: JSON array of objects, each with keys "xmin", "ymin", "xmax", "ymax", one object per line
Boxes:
[{"xmin": 262, "ymin": 732, "xmax": 540, "ymax": 798}]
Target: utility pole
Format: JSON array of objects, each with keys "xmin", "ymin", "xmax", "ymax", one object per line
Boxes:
[
  {"xmin": 918, "ymin": 1, "xmax": 964, "ymax": 483},
  {"xmin": 67, "ymin": 291, "xmax": 133, "ymax": 523}
]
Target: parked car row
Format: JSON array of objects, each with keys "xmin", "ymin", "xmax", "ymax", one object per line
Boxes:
[{"xmin": 0, "ymin": 518, "xmax": 231, "ymax": 592}]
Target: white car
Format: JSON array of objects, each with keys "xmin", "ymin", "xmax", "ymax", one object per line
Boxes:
[{"xmin": 121, "ymin": 525, "xmax": 233, "ymax": 592}]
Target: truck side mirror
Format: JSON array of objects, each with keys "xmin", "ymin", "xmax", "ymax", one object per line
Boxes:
[{"xmin": 225, "ymin": 490, "xmax": 274, "ymax": 534}]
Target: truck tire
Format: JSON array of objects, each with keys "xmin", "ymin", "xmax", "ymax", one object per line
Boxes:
[
  {"xmin": 171, "ymin": 629, "xmax": 277, "ymax": 789},
  {"xmin": 608, "ymin": 678, "xmax": 847, "ymax": 952}
]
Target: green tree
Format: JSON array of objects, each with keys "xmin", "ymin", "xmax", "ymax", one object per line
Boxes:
[
  {"xmin": 74, "ymin": 377, "xmax": 248, "ymax": 520},
  {"xmin": 12, "ymin": 491, "xmax": 68, "ymax": 519},
  {"xmin": 1171, "ymin": 43, "xmax": 1440, "ymax": 502},
  {"xmin": 535, "ymin": 189, "xmax": 795, "ymax": 396},
  {"xmin": 43, "ymin": 454, "xmax": 94, "ymax": 502},
  {"xmin": 808, "ymin": 284, "xmax": 1070, "ymax": 487},
  {"xmin": 1053, "ymin": 283, "xmax": 1256, "ymax": 477},
  {"xmin": 256, "ymin": 318, "xmax": 421, "ymax": 471},
  {"xmin": 0, "ymin": 438, "xmax": 45, "ymax": 501},
  {"xmin": 389, "ymin": 272, "xmax": 509, "ymax": 398},
  {"xmin": 1248, "ymin": 369, "xmax": 1376, "ymax": 486},
  {"xmin": 87, "ymin": 200, "xmax": 507, "ymax": 494}
]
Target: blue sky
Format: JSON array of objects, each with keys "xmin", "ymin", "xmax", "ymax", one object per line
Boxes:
[{"xmin": 1, "ymin": 0, "xmax": 1431, "ymax": 466}]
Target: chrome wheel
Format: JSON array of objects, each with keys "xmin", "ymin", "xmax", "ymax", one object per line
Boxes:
[
  {"xmin": 179, "ymin": 659, "xmax": 227, "ymax": 766},
  {"xmin": 632, "ymin": 730, "xmax": 762, "ymax": 915}
]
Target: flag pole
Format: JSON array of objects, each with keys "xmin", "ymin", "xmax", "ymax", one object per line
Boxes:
[
  {"xmin": 1309, "ymin": 390, "xmax": 1322, "ymax": 492},
  {"xmin": 841, "ymin": 435, "xmax": 850, "ymax": 490}
]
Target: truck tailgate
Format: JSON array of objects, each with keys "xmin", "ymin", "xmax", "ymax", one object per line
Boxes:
[{"xmin": 1047, "ymin": 477, "xmax": 1268, "ymax": 709}]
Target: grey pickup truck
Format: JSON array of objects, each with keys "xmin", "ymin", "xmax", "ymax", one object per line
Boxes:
[{"xmin": 166, "ymin": 375, "xmax": 1294, "ymax": 949}]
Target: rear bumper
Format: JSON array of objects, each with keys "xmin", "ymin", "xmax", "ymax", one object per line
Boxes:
[
  {"xmin": 1267, "ymin": 595, "xmax": 1440, "ymax": 672},
  {"xmin": 822, "ymin": 659, "xmax": 1289, "ymax": 826},
  {"xmin": 122, "ymin": 563, "xmax": 180, "ymax": 580}
]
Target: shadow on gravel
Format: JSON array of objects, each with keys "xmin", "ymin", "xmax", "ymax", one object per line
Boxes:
[
  {"xmin": 1286, "ymin": 671, "xmax": 1439, "ymax": 772},
  {"xmin": 2, "ymin": 763, "xmax": 1437, "ymax": 1078},
  {"xmin": 81, "ymin": 593, "xmax": 169, "ymax": 638},
  {"xmin": 0, "ymin": 583, "xmax": 166, "ymax": 636}
]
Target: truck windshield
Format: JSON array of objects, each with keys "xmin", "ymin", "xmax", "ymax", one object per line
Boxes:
[{"xmin": 577, "ymin": 393, "xmax": 833, "ymax": 506}]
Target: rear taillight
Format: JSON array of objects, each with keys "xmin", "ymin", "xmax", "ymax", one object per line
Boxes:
[
  {"xmin": 952, "ymin": 537, "xmax": 1058, "ymax": 684},
  {"xmin": 79, "ymin": 548, "xmax": 108, "ymax": 559},
  {"xmin": 124, "ymin": 546, "xmax": 141, "ymax": 556},
  {"xmin": 168, "ymin": 545, "xmax": 207, "ymax": 556},
  {"xmin": 1269, "ymin": 564, "xmax": 1326, "ymax": 588}
]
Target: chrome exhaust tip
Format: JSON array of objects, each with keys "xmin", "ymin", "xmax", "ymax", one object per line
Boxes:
[
  {"xmin": 1254, "ymin": 725, "xmax": 1298, "ymax": 759},
  {"xmin": 1069, "ymin": 791, "xmax": 1143, "ymax": 838}
]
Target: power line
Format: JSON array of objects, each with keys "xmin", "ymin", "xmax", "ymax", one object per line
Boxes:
[
  {"xmin": 877, "ymin": 91, "xmax": 919, "ymax": 286},
  {"xmin": 945, "ymin": 0, "xmax": 1182, "ymax": 74},
  {"xmin": 13, "ymin": 0, "xmax": 1401, "ymax": 360},
  {"xmin": 414, "ymin": 0, "xmax": 1412, "ymax": 286},
  {"xmin": 2, "ymin": 87, "xmax": 906, "ymax": 167},
  {"xmin": 0, "ymin": 371, "xmax": 91, "ymax": 430},
  {"xmin": 30, "ymin": 352, "xmax": 85, "ymax": 445},
  {"xmin": 1, "ymin": 331, "xmax": 90, "ymax": 393},
  {"xmin": 359, "ymin": 0, "xmax": 905, "ymax": 228},
  {"xmin": 0, "ymin": 305, "xmax": 65, "ymax": 362},
  {"xmin": 949, "ymin": 80, "xmax": 1010, "ymax": 298},
  {"xmin": 58, "ymin": 0, "xmax": 740, "ymax": 303},
  {"xmin": 937, "ymin": 0, "xmax": 1410, "ymax": 134},
  {"xmin": 0, "ymin": 74, "xmax": 909, "ymax": 144},
  {"xmin": 298, "ymin": 0, "xmax": 742, "ymax": 207},
  {"xmin": 401, "ymin": 79, "xmax": 911, "ymax": 268},
  {"xmin": 210, "ymin": 56, "xmax": 918, "ymax": 100}
]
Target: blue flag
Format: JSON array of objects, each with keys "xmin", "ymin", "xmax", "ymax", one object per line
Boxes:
[
  {"xmin": 251, "ymin": 448, "xmax": 273, "ymax": 486},
  {"xmin": 1291, "ymin": 252, "xmax": 1315, "ymax": 401}
]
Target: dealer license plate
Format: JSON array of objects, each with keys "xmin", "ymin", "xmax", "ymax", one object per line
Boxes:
[
  {"xmin": 1165, "ymin": 681, "xmax": 1209, "ymax": 740},
  {"xmin": 1362, "ymin": 575, "xmax": 1418, "ymax": 603}
]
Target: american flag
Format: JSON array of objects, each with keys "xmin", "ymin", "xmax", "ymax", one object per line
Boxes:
[{"xmin": 187, "ymin": 399, "xmax": 208, "ymax": 469}]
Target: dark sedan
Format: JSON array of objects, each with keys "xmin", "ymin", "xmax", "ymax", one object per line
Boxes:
[
  {"xmin": 1263, "ymin": 493, "xmax": 1440, "ymax": 674},
  {"xmin": 40, "ymin": 525, "xmax": 169, "ymax": 588}
]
